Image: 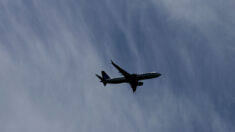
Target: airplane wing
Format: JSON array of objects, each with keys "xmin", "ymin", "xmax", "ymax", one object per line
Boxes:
[
  {"xmin": 111, "ymin": 60, "xmax": 130, "ymax": 77},
  {"xmin": 130, "ymin": 82, "xmax": 137, "ymax": 92}
]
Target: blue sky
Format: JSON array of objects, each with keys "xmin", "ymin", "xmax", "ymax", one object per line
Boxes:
[{"xmin": 0, "ymin": 0, "xmax": 235, "ymax": 132}]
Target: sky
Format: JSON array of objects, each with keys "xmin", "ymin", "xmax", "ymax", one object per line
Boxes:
[{"xmin": 0, "ymin": 0, "xmax": 235, "ymax": 132}]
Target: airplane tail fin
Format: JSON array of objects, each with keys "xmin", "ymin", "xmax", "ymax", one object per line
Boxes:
[
  {"xmin": 101, "ymin": 71, "xmax": 110, "ymax": 80},
  {"xmin": 96, "ymin": 71, "xmax": 110, "ymax": 86}
]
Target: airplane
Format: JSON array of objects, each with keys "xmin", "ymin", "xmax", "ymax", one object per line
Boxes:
[{"xmin": 96, "ymin": 60, "xmax": 161, "ymax": 93}]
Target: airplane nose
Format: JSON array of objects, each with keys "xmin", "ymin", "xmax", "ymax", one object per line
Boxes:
[
  {"xmin": 157, "ymin": 73, "xmax": 161, "ymax": 77},
  {"xmin": 154, "ymin": 73, "xmax": 161, "ymax": 77},
  {"xmin": 154, "ymin": 73, "xmax": 162, "ymax": 77}
]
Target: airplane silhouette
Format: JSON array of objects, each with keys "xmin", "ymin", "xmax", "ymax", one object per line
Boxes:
[{"xmin": 96, "ymin": 60, "xmax": 161, "ymax": 92}]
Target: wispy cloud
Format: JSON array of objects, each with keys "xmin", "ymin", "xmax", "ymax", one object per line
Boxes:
[{"xmin": 0, "ymin": 0, "xmax": 234, "ymax": 132}]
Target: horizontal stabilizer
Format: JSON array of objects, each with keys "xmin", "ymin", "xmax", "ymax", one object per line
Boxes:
[{"xmin": 96, "ymin": 74, "xmax": 102, "ymax": 80}]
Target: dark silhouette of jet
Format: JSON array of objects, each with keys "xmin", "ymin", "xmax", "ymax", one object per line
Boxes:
[{"xmin": 96, "ymin": 60, "xmax": 161, "ymax": 92}]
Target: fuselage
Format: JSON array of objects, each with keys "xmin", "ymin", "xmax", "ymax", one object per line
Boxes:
[{"xmin": 106, "ymin": 72, "xmax": 161, "ymax": 84}]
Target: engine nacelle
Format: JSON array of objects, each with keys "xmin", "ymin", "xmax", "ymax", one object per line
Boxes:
[{"xmin": 137, "ymin": 82, "xmax": 143, "ymax": 86}]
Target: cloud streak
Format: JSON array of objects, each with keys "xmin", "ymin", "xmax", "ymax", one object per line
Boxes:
[{"xmin": 0, "ymin": 0, "xmax": 234, "ymax": 132}]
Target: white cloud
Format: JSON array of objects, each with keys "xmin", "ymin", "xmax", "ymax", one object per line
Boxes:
[{"xmin": 0, "ymin": 0, "xmax": 234, "ymax": 132}]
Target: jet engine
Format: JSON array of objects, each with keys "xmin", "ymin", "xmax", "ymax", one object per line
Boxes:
[{"xmin": 137, "ymin": 82, "xmax": 143, "ymax": 86}]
